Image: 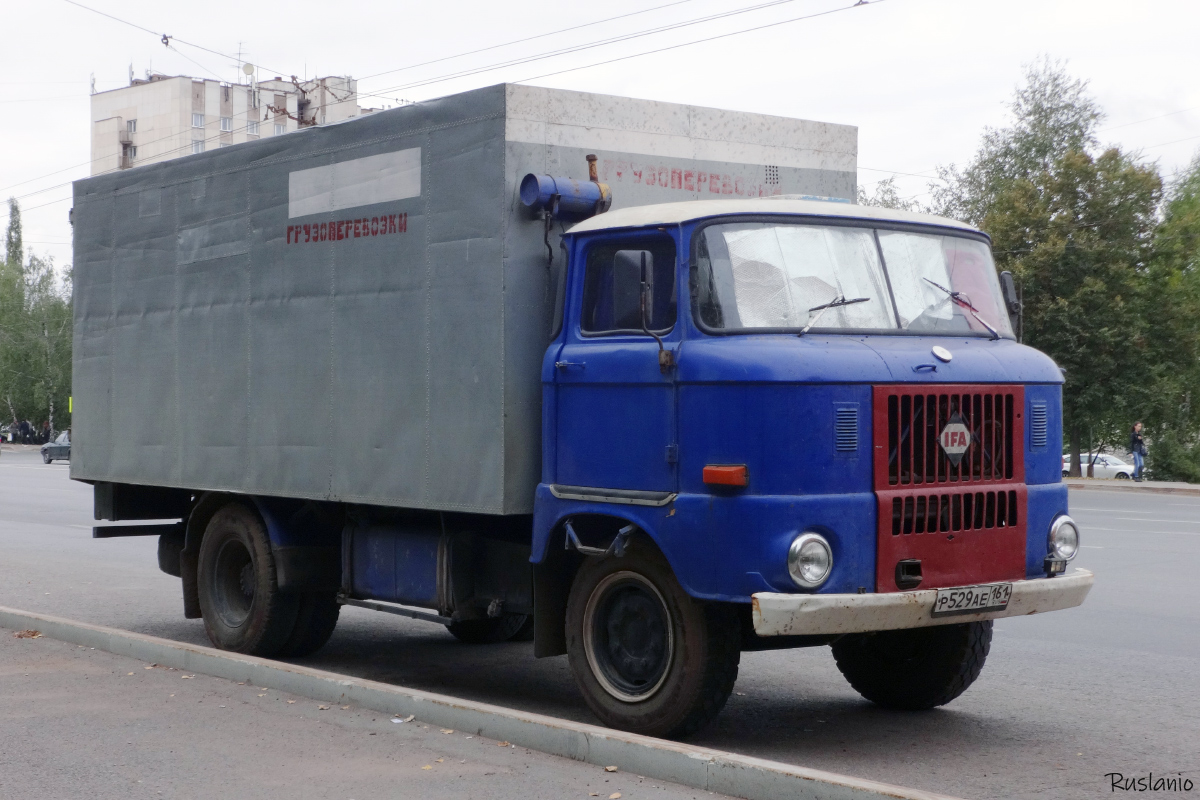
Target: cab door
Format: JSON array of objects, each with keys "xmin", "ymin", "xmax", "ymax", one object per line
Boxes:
[{"xmin": 553, "ymin": 233, "xmax": 679, "ymax": 492}]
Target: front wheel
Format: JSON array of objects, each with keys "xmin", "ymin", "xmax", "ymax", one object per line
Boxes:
[
  {"xmin": 1115, "ymin": 472, "xmax": 1131, "ymax": 480},
  {"xmin": 565, "ymin": 543, "xmax": 740, "ymax": 739},
  {"xmin": 43, "ymin": 453, "xmax": 52, "ymax": 464},
  {"xmin": 832, "ymin": 620, "xmax": 992, "ymax": 710}
]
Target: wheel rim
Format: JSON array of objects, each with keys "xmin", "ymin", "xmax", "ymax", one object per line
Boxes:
[
  {"xmin": 583, "ymin": 571, "xmax": 674, "ymax": 703},
  {"xmin": 212, "ymin": 537, "xmax": 255, "ymax": 629}
]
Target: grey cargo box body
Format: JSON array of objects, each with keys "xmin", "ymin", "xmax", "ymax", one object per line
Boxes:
[{"xmin": 70, "ymin": 83, "xmax": 857, "ymax": 514}]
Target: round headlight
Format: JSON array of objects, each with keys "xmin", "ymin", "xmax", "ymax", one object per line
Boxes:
[
  {"xmin": 1049, "ymin": 515, "xmax": 1080, "ymax": 561},
  {"xmin": 788, "ymin": 532, "xmax": 833, "ymax": 589}
]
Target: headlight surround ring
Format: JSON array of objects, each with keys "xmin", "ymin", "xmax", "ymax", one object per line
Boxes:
[
  {"xmin": 1048, "ymin": 515, "xmax": 1080, "ymax": 561},
  {"xmin": 787, "ymin": 531, "xmax": 833, "ymax": 589}
]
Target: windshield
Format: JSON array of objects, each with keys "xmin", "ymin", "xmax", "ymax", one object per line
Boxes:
[{"xmin": 695, "ymin": 221, "xmax": 1014, "ymax": 338}]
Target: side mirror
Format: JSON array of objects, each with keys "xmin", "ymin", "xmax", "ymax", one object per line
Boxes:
[
  {"xmin": 999, "ymin": 270, "xmax": 1022, "ymax": 340},
  {"xmin": 999, "ymin": 271, "xmax": 1021, "ymax": 315},
  {"xmin": 613, "ymin": 250, "xmax": 653, "ymax": 330}
]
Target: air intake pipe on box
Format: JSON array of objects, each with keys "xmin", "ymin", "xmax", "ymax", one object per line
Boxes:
[{"xmin": 520, "ymin": 154, "xmax": 612, "ymax": 218}]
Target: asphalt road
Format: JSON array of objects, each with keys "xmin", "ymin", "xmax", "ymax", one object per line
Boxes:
[{"xmin": 2, "ymin": 447, "xmax": 1197, "ymax": 799}]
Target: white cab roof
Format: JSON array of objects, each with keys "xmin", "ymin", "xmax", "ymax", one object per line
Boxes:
[{"xmin": 567, "ymin": 196, "xmax": 980, "ymax": 235}]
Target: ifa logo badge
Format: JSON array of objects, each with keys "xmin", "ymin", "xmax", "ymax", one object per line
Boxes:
[{"xmin": 938, "ymin": 413, "xmax": 973, "ymax": 467}]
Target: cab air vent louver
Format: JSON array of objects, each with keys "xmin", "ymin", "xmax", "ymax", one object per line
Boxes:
[
  {"xmin": 1030, "ymin": 403, "xmax": 1048, "ymax": 449},
  {"xmin": 835, "ymin": 407, "xmax": 858, "ymax": 452}
]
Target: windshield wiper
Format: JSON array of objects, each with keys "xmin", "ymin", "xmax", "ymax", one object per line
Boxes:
[
  {"xmin": 798, "ymin": 295, "xmax": 870, "ymax": 336},
  {"xmin": 922, "ymin": 278, "xmax": 1000, "ymax": 339}
]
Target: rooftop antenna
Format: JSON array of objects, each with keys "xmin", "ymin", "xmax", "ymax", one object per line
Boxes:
[
  {"xmin": 235, "ymin": 41, "xmax": 246, "ymax": 82},
  {"xmin": 128, "ymin": 63, "xmax": 133, "ymax": 86},
  {"xmin": 90, "ymin": 72, "xmax": 95, "ymax": 95}
]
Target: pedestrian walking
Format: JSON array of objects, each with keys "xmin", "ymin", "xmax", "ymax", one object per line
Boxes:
[{"xmin": 1130, "ymin": 422, "xmax": 1147, "ymax": 482}]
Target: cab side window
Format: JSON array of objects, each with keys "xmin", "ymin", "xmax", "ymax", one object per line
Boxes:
[{"xmin": 580, "ymin": 237, "xmax": 677, "ymax": 335}]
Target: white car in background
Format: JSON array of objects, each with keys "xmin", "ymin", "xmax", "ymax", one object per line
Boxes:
[{"xmin": 1062, "ymin": 453, "xmax": 1134, "ymax": 479}]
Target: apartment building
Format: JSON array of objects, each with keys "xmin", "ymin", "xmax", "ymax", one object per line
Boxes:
[{"xmin": 90, "ymin": 74, "xmax": 359, "ymax": 176}]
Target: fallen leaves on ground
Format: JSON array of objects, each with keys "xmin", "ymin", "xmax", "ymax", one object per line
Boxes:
[
  {"xmin": 287, "ymin": 700, "xmax": 296, "ymax": 704},
  {"xmin": 342, "ymin": 706, "xmax": 350, "ymax": 710},
  {"xmin": 441, "ymin": 729, "xmax": 454, "ymax": 734},
  {"xmin": 422, "ymin": 765, "xmax": 432, "ymax": 771},
  {"xmin": 181, "ymin": 675, "xmax": 194, "ymax": 679},
  {"xmin": 610, "ymin": 793, "xmax": 622, "ymax": 799},
  {"xmin": 497, "ymin": 741, "xmax": 510, "ymax": 747},
  {"xmin": 13, "ymin": 630, "xmax": 42, "ymax": 639},
  {"xmin": 435, "ymin": 758, "xmax": 444, "ymax": 763},
  {"xmin": 318, "ymin": 705, "xmax": 330, "ymax": 710},
  {"xmin": 604, "ymin": 766, "xmax": 619, "ymax": 773},
  {"xmin": 127, "ymin": 672, "xmax": 134, "ymax": 676}
]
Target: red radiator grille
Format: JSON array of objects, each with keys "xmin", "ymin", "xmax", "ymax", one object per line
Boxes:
[
  {"xmin": 873, "ymin": 385, "xmax": 1027, "ymax": 592},
  {"xmin": 890, "ymin": 489, "xmax": 1019, "ymax": 536},
  {"xmin": 874, "ymin": 386, "xmax": 1025, "ymax": 487}
]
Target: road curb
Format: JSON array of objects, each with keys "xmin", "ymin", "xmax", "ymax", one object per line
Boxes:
[
  {"xmin": 1066, "ymin": 481, "xmax": 1200, "ymax": 497},
  {"xmin": 1, "ymin": 605, "xmax": 962, "ymax": 800}
]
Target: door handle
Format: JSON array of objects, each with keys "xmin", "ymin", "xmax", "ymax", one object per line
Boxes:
[
  {"xmin": 912, "ymin": 364, "xmax": 937, "ymax": 373},
  {"xmin": 555, "ymin": 361, "xmax": 585, "ymax": 370}
]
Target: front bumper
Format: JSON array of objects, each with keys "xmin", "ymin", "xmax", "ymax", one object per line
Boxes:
[{"xmin": 751, "ymin": 568, "xmax": 1093, "ymax": 636}]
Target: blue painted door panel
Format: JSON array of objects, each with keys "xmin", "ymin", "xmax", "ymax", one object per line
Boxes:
[{"xmin": 555, "ymin": 339, "xmax": 675, "ymax": 491}]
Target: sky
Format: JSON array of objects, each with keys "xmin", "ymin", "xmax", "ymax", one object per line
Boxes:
[{"xmin": 2, "ymin": 0, "xmax": 1197, "ymax": 270}]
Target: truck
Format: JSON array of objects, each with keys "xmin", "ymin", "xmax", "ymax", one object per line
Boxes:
[{"xmin": 70, "ymin": 83, "xmax": 1093, "ymax": 739}]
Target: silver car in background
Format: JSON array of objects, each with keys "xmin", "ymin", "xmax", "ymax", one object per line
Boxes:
[{"xmin": 1062, "ymin": 453, "xmax": 1134, "ymax": 479}]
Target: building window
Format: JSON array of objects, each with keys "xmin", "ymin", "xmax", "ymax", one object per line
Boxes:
[
  {"xmin": 192, "ymin": 141, "xmax": 205, "ymax": 155},
  {"xmin": 220, "ymin": 116, "xmax": 232, "ymax": 132},
  {"xmin": 192, "ymin": 113, "xmax": 204, "ymax": 128},
  {"xmin": 128, "ymin": 145, "xmax": 137, "ymax": 159},
  {"xmin": 246, "ymin": 121, "xmax": 259, "ymax": 135},
  {"xmin": 274, "ymin": 123, "xmax": 286, "ymax": 136},
  {"xmin": 127, "ymin": 119, "xmax": 137, "ymax": 133}
]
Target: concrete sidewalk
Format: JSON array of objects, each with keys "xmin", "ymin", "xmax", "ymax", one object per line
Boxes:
[
  {"xmin": 1064, "ymin": 477, "xmax": 1200, "ymax": 496},
  {"xmin": 0, "ymin": 626, "xmax": 720, "ymax": 800}
]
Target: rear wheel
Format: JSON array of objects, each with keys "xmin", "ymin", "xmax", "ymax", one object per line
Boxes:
[
  {"xmin": 832, "ymin": 621, "xmax": 992, "ymax": 710},
  {"xmin": 565, "ymin": 543, "xmax": 739, "ymax": 739},
  {"xmin": 197, "ymin": 503, "xmax": 299, "ymax": 656},
  {"xmin": 446, "ymin": 614, "xmax": 530, "ymax": 644},
  {"xmin": 278, "ymin": 591, "xmax": 341, "ymax": 657}
]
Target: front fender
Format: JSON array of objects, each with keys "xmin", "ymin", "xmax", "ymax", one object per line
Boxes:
[{"xmin": 532, "ymin": 483, "xmax": 710, "ymax": 598}]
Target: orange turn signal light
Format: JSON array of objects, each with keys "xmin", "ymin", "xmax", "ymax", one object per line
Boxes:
[{"xmin": 702, "ymin": 464, "xmax": 748, "ymax": 487}]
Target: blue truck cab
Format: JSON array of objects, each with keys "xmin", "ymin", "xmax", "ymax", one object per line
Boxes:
[{"xmin": 526, "ymin": 197, "xmax": 1092, "ymax": 736}]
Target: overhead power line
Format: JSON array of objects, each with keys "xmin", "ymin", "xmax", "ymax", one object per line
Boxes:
[
  {"xmin": 356, "ymin": 0, "xmax": 704, "ymax": 83},
  {"xmin": 506, "ymin": 1, "xmax": 882, "ymax": 92},
  {"xmin": 359, "ymin": 0, "xmax": 819, "ymax": 100}
]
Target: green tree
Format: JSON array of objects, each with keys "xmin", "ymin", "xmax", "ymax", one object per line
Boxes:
[
  {"xmin": 0, "ymin": 197, "xmax": 74, "ymax": 438},
  {"xmin": 931, "ymin": 59, "xmax": 1165, "ymax": 477},
  {"xmin": 1, "ymin": 198, "xmax": 27, "ymax": 424},
  {"xmin": 857, "ymin": 177, "xmax": 917, "ymax": 211},
  {"xmin": 1142, "ymin": 154, "xmax": 1200, "ymax": 480},
  {"xmin": 986, "ymin": 149, "xmax": 1161, "ymax": 474}
]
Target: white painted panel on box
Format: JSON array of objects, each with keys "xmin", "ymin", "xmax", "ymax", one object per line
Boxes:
[{"xmin": 288, "ymin": 147, "xmax": 421, "ymax": 218}]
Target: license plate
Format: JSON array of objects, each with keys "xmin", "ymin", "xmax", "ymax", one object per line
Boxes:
[{"xmin": 931, "ymin": 582, "xmax": 1013, "ymax": 617}]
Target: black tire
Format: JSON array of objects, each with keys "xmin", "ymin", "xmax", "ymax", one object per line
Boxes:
[
  {"xmin": 1116, "ymin": 472, "xmax": 1130, "ymax": 480},
  {"xmin": 565, "ymin": 542, "xmax": 740, "ymax": 739},
  {"xmin": 196, "ymin": 503, "xmax": 299, "ymax": 657},
  {"xmin": 509, "ymin": 613, "xmax": 536, "ymax": 642},
  {"xmin": 446, "ymin": 614, "xmax": 530, "ymax": 644},
  {"xmin": 278, "ymin": 591, "xmax": 341, "ymax": 658},
  {"xmin": 42, "ymin": 453, "xmax": 52, "ymax": 464},
  {"xmin": 832, "ymin": 620, "xmax": 992, "ymax": 710}
]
